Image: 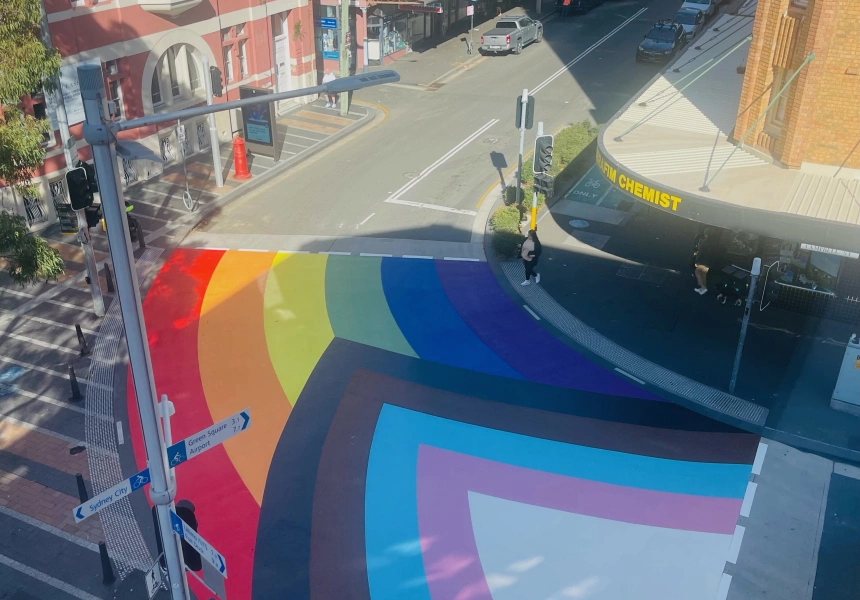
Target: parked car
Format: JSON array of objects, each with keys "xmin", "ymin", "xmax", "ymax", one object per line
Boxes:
[
  {"xmin": 673, "ymin": 7, "xmax": 705, "ymax": 41},
  {"xmin": 554, "ymin": 0, "xmax": 604, "ymax": 13},
  {"xmin": 481, "ymin": 16, "xmax": 543, "ymax": 55},
  {"xmin": 680, "ymin": 0, "xmax": 716, "ymax": 20},
  {"xmin": 636, "ymin": 20, "xmax": 686, "ymax": 62}
]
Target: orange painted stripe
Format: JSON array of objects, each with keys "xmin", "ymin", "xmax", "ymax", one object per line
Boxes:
[
  {"xmin": 294, "ymin": 110, "xmax": 354, "ymax": 127},
  {"xmin": 197, "ymin": 250, "xmax": 291, "ymax": 505},
  {"xmin": 281, "ymin": 118, "xmax": 340, "ymax": 135}
]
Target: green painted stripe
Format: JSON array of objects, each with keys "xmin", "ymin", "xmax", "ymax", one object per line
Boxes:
[{"xmin": 325, "ymin": 255, "xmax": 417, "ymax": 358}]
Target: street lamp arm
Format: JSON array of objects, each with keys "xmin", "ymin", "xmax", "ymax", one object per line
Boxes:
[{"xmin": 116, "ymin": 71, "xmax": 400, "ymax": 132}]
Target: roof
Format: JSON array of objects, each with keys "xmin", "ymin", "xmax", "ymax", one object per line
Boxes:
[{"xmin": 597, "ymin": 9, "xmax": 860, "ymax": 253}]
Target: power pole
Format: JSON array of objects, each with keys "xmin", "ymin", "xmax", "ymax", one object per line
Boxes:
[
  {"xmin": 202, "ymin": 55, "xmax": 224, "ymax": 188},
  {"xmin": 339, "ymin": 0, "xmax": 350, "ymax": 116},
  {"xmin": 729, "ymin": 257, "xmax": 761, "ymax": 395},
  {"xmin": 516, "ymin": 89, "xmax": 529, "ymax": 207}
]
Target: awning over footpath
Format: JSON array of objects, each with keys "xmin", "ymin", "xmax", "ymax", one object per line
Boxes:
[{"xmin": 598, "ymin": 10, "xmax": 860, "ymax": 254}]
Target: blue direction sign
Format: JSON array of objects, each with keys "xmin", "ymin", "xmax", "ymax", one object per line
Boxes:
[
  {"xmin": 167, "ymin": 409, "xmax": 251, "ymax": 469},
  {"xmin": 320, "ymin": 17, "xmax": 337, "ymax": 29},
  {"xmin": 73, "ymin": 468, "xmax": 151, "ymax": 523},
  {"xmin": 170, "ymin": 510, "xmax": 227, "ymax": 578}
]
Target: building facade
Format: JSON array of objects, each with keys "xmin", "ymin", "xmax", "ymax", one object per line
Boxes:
[{"xmin": 3, "ymin": 0, "xmax": 318, "ymax": 231}]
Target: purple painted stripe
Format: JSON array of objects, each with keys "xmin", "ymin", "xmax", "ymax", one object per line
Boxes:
[
  {"xmin": 435, "ymin": 261, "xmax": 662, "ymax": 400},
  {"xmin": 416, "ymin": 445, "xmax": 741, "ymax": 598}
]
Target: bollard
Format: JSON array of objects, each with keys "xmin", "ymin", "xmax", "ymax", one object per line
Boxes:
[
  {"xmin": 68, "ymin": 366, "xmax": 84, "ymax": 402},
  {"xmin": 132, "ymin": 218, "xmax": 146, "ymax": 250},
  {"xmin": 75, "ymin": 473, "xmax": 89, "ymax": 503},
  {"xmin": 75, "ymin": 324, "xmax": 91, "ymax": 357},
  {"xmin": 232, "ymin": 137, "xmax": 252, "ymax": 180},
  {"xmin": 104, "ymin": 264, "xmax": 115, "ymax": 293},
  {"xmin": 99, "ymin": 542, "xmax": 116, "ymax": 585}
]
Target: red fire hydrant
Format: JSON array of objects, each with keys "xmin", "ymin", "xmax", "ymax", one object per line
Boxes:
[{"xmin": 232, "ymin": 136, "xmax": 252, "ymax": 180}]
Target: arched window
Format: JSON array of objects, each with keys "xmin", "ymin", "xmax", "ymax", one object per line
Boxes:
[{"xmin": 150, "ymin": 44, "xmax": 203, "ymax": 109}]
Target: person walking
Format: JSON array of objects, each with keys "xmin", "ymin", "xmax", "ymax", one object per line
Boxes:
[
  {"xmin": 561, "ymin": 0, "xmax": 572, "ymax": 20},
  {"xmin": 520, "ymin": 229, "xmax": 542, "ymax": 286},
  {"xmin": 322, "ymin": 71, "xmax": 338, "ymax": 108},
  {"xmin": 693, "ymin": 228, "xmax": 716, "ymax": 295}
]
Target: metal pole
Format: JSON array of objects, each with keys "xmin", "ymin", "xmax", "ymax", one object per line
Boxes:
[
  {"xmin": 531, "ymin": 121, "xmax": 543, "ymax": 231},
  {"xmin": 77, "ymin": 64, "xmax": 188, "ymax": 600},
  {"xmin": 516, "ymin": 88, "xmax": 528, "ymax": 208},
  {"xmin": 202, "ymin": 55, "xmax": 224, "ymax": 188},
  {"xmin": 339, "ymin": 0, "xmax": 350, "ymax": 116},
  {"xmin": 362, "ymin": 7, "xmax": 369, "ymax": 73},
  {"xmin": 469, "ymin": 13, "xmax": 474, "ymax": 54},
  {"xmin": 729, "ymin": 257, "xmax": 761, "ymax": 395},
  {"xmin": 39, "ymin": 4, "xmax": 104, "ymax": 318}
]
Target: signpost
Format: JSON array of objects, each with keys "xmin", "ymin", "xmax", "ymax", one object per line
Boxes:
[
  {"xmin": 170, "ymin": 511, "xmax": 228, "ymax": 578},
  {"xmin": 71, "ymin": 409, "xmax": 251, "ymax": 523},
  {"xmin": 145, "ymin": 558, "xmax": 163, "ymax": 599}
]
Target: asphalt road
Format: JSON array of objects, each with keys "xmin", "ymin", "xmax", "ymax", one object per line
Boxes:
[{"xmin": 203, "ymin": 0, "xmax": 686, "ymax": 242}]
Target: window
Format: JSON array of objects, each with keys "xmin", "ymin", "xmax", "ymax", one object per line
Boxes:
[
  {"xmin": 151, "ymin": 72, "xmax": 163, "ymax": 105},
  {"xmin": 223, "ymin": 46, "xmax": 234, "ymax": 83},
  {"xmin": 766, "ymin": 67, "xmax": 791, "ymax": 133},
  {"xmin": 272, "ymin": 13, "xmax": 285, "ymax": 38},
  {"xmin": 238, "ymin": 40, "xmax": 248, "ymax": 79},
  {"xmin": 188, "ymin": 54, "xmax": 200, "ymax": 91},
  {"xmin": 32, "ymin": 99, "xmax": 52, "ymax": 144},
  {"xmin": 167, "ymin": 47, "xmax": 180, "ymax": 98},
  {"xmin": 235, "ymin": 23, "xmax": 245, "ymax": 36},
  {"xmin": 108, "ymin": 79, "xmax": 124, "ymax": 119},
  {"xmin": 105, "ymin": 60, "xmax": 119, "ymax": 76},
  {"xmin": 221, "ymin": 27, "xmax": 231, "ymax": 41}
]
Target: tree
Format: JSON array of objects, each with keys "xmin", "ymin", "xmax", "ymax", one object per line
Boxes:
[{"xmin": 0, "ymin": 0, "xmax": 64, "ymax": 284}]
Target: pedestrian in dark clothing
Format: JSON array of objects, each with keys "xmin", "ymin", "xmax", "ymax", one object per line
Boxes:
[
  {"xmin": 693, "ymin": 228, "xmax": 716, "ymax": 295},
  {"xmin": 519, "ymin": 229, "xmax": 542, "ymax": 286},
  {"xmin": 561, "ymin": 0, "xmax": 571, "ymax": 19}
]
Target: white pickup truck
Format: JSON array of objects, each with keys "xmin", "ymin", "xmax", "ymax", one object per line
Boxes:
[{"xmin": 480, "ymin": 16, "xmax": 543, "ymax": 55}]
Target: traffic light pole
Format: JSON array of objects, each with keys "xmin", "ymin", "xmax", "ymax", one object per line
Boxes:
[
  {"xmin": 729, "ymin": 257, "xmax": 761, "ymax": 395},
  {"xmin": 75, "ymin": 215, "xmax": 106, "ymax": 317},
  {"xmin": 201, "ymin": 55, "xmax": 224, "ymax": 189},
  {"xmin": 78, "ymin": 65, "xmax": 188, "ymax": 600},
  {"xmin": 339, "ymin": 0, "xmax": 350, "ymax": 116},
  {"xmin": 516, "ymin": 89, "xmax": 528, "ymax": 208},
  {"xmin": 530, "ymin": 121, "xmax": 543, "ymax": 231}
]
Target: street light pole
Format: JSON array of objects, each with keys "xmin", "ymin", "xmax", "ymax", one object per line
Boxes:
[
  {"xmin": 729, "ymin": 257, "xmax": 761, "ymax": 395},
  {"xmin": 202, "ymin": 54, "xmax": 224, "ymax": 189},
  {"xmin": 77, "ymin": 64, "xmax": 188, "ymax": 600},
  {"xmin": 339, "ymin": 0, "xmax": 351, "ymax": 116},
  {"xmin": 516, "ymin": 88, "xmax": 528, "ymax": 207}
]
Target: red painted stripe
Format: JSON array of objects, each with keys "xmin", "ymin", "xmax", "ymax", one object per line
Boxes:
[{"xmin": 127, "ymin": 248, "xmax": 258, "ymax": 599}]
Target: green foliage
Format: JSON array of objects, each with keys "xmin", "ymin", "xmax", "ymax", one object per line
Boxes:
[
  {"xmin": 0, "ymin": 0, "xmax": 62, "ymax": 196},
  {"xmin": 490, "ymin": 205, "xmax": 523, "ymax": 258},
  {"xmin": 551, "ymin": 121, "xmax": 600, "ymax": 176},
  {"xmin": 0, "ymin": 212, "xmax": 64, "ymax": 286},
  {"xmin": 292, "ymin": 20, "xmax": 305, "ymax": 42},
  {"xmin": 490, "ymin": 205, "xmax": 521, "ymax": 231}
]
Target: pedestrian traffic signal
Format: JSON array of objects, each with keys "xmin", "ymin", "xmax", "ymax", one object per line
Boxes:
[
  {"xmin": 210, "ymin": 66, "xmax": 224, "ymax": 97},
  {"xmin": 533, "ymin": 135, "xmax": 553, "ymax": 174},
  {"xmin": 175, "ymin": 500, "xmax": 202, "ymax": 572},
  {"xmin": 515, "ymin": 95, "xmax": 535, "ymax": 130},
  {"xmin": 76, "ymin": 160, "xmax": 99, "ymax": 195},
  {"xmin": 65, "ymin": 167, "xmax": 93, "ymax": 210}
]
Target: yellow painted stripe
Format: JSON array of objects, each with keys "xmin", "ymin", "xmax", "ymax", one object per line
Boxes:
[
  {"xmin": 264, "ymin": 253, "xmax": 334, "ymax": 407},
  {"xmin": 198, "ymin": 250, "xmax": 291, "ymax": 505}
]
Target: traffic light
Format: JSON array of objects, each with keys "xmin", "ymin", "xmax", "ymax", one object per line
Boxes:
[
  {"xmin": 65, "ymin": 167, "xmax": 93, "ymax": 210},
  {"xmin": 210, "ymin": 66, "xmax": 224, "ymax": 97},
  {"xmin": 76, "ymin": 160, "xmax": 98, "ymax": 195},
  {"xmin": 533, "ymin": 135, "xmax": 554, "ymax": 174},
  {"xmin": 84, "ymin": 205, "xmax": 101, "ymax": 229},
  {"xmin": 175, "ymin": 500, "xmax": 202, "ymax": 572},
  {"xmin": 515, "ymin": 95, "xmax": 535, "ymax": 130}
]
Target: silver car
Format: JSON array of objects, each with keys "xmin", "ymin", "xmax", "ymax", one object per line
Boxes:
[
  {"xmin": 680, "ymin": 0, "xmax": 716, "ymax": 20},
  {"xmin": 673, "ymin": 8, "xmax": 705, "ymax": 40}
]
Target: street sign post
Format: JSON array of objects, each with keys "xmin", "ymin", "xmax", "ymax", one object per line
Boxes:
[
  {"xmin": 71, "ymin": 409, "xmax": 251, "ymax": 523},
  {"xmin": 72, "ymin": 468, "xmax": 151, "ymax": 523},
  {"xmin": 166, "ymin": 409, "xmax": 251, "ymax": 469},
  {"xmin": 145, "ymin": 557, "xmax": 164, "ymax": 599},
  {"xmin": 170, "ymin": 511, "xmax": 227, "ymax": 578}
]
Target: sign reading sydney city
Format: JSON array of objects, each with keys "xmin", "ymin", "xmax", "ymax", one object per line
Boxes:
[{"xmin": 72, "ymin": 409, "xmax": 251, "ymax": 523}]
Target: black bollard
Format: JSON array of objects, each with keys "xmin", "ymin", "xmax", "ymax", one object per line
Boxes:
[
  {"xmin": 75, "ymin": 473, "xmax": 88, "ymax": 503},
  {"xmin": 136, "ymin": 219, "xmax": 146, "ymax": 250},
  {"xmin": 99, "ymin": 542, "xmax": 116, "ymax": 585},
  {"xmin": 75, "ymin": 324, "xmax": 91, "ymax": 357},
  {"xmin": 104, "ymin": 264, "xmax": 115, "ymax": 294},
  {"xmin": 68, "ymin": 366, "xmax": 84, "ymax": 402}
]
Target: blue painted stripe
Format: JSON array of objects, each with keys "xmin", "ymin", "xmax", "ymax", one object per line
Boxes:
[
  {"xmin": 365, "ymin": 404, "xmax": 752, "ymax": 599},
  {"xmin": 380, "ymin": 258, "xmax": 523, "ymax": 380}
]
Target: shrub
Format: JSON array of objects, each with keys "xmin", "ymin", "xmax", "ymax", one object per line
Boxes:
[
  {"xmin": 490, "ymin": 205, "xmax": 523, "ymax": 259},
  {"xmin": 490, "ymin": 205, "xmax": 521, "ymax": 231},
  {"xmin": 493, "ymin": 229, "xmax": 523, "ymax": 259}
]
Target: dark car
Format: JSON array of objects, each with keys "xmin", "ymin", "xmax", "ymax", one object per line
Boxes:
[
  {"xmin": 554, "ymin": 0, "xmax": 603, "ymax": 13},
  {"xmin": 636, "ymin": 20, "xmax": 686, "ymax": 62}
]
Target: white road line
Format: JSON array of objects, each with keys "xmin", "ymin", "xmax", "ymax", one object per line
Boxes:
[
  {"xmin": 523, "ymin": 305, "xmax": 541, "ymax": 320},
  {"xmin": 0, "ymin": 288, "xmax": 35, "ymax": 299},
  {"xmin": 385, "ymin": 119, "xmax": 499, "ymax": 202},
  {"xmin": 835, "ymin": 463, "xmax": 860, "ymax": 480},
  {"xmin": 3, "ymin": 387, "xmax": 90, "ymax": 417},
  {"xmin": 116, "ymin": 421, "xmax": 124, "ymax": 445},
  {"xmin": 595, "ymin": 186, "xmax": 612, "ymax": 206},
  {"xmin": 614, "ymin": 367, "xmax": 647, "ymax": 385},
  {"xmin": 0, "ymin": 356, "xmax": 109, "ymax": 391},
  {"xmin": 531, "ymin": 7, "xmax": 649, "ymax": 95},
  {"xmin": 727, "ymin": 524, "xmax": 745, "ymax": 564},
  {"xmin": 126, "ymin": 196, "xmax": 187, "ymax": 213},
  {"xmin": 0, "ymin": 331, "xmax": 80, "ymax": 356},
  {"xmin": 716, "ymin": 573, "xmax": 732, "ymax": 600},
  {"xmin": 195, "ymin": 247, "xmax": 231, "ymax": 251},
  {"xmin": 238, "ymin": 248, "xmax": 271, "ymax": 252},
  {"xmin": 740, "ymin": 481, "xmax": 758, "ymax": 518},
  {"xmin": 0, "ymin": 312, "xmax": 97, "ymax": 336},
  {"xmin": 47, "ymin": 297, "xmax": 93, "ymax": 312},
  {"xmin": 0, "ymin": 553, "xmax": 102, "ymax": 600},
  {"xmin": 0, "ymin": 415, "xmax": 85, "ymax": 447},
  {"xmin": 443, "ymin": 257, "xmax": 480, "ymax": 262},
  {"xmin": 359, "ymin": 253, "xmax": 393, "ymax": 257},
  {"xmin": 319, "ymin": 251, "xmax": 352, "ymax": 256},
  {"xmin": 752, "ymin": 442, "xmax": 767, "ymax": 475},
  {"xmin": 385, "ymin": 198, "xmax": 479, "ymax": 216},
  {"xmin": 0, "ymin": 505, "xmax": 98, "ymax": 552},
  {"xmin": 402, "ymin": 255, "xmax": 434, "ymax": 259},
  {"xmin": 135, "ymin": 186, "xmax": 215, "ymax": 199},
  {"xmin": 359, "ymin": 212, "xmax": 376, "ymax": 226}
]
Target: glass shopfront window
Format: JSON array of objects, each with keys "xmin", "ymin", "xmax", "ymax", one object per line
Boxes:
[
  {"xmin": 315, "ymin": 5, "xmax": 339, "ymax": 59},
  {"xmin": 381, "ymin": 14, "xmax": 409, "ymax": 56},
  {"xmin": 775, "ymin": 243, "xmax": 841, "ymax": 294}
]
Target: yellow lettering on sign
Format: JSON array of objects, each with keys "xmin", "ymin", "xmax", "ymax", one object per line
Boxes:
[
  {"xmin": 641, "ymin": 186, "xmax": 655, "ymax": 203},
  {"xmin": 624, "ymin": 176, "xmax": 635, "ymax": 193},
  {"xmin": 633, "ymin": 182, "xmax": 643, "ymax": 198},
  {"xmin": 600, "ymin": 151, "xmax": 684, "ymax": 212},
  {"xmin": 671, "ymin": 196, "xmax": 682, "ymax": 211},
  {"xmin": 659, "ymin": 192, "xmax": 670, "ymax": 208}
]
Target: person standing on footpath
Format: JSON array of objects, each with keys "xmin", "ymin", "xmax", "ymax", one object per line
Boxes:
[
  {"xmin": 561, "ymin": 0, "xmax": 572, "ymax": 20},
  {"xmin": 520, "ymin": 229, "xmax": 542, "ymax": 286},
  {"xmin": 693, "ymin": 227, "xmax": 716, "ymax": 295},
  {"xmin": 322, "ymin": 71, "xmax": 338, "ymax": 108}
]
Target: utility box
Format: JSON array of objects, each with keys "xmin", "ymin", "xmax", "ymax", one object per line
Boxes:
[{"xmin": 831, "ymin": 334, "xmax": 860, "ymax": 416}]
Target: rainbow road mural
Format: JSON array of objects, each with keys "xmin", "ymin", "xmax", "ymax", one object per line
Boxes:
[{"xmin": 127, "ymin": 249, "xmax": 760, "ymax": 600}]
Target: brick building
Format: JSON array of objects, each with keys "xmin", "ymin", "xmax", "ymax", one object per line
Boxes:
[
  {"xmin": 735, "ymin": 0, "xmax": 860, "ymax": 172},
  {"xmin": 3, "ymin": 0, "xmax": 319, "ymax": 231}
]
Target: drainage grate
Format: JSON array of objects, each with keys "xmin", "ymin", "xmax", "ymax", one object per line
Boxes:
[{"xmin": 501, "ymin": 260, "xmax": 768, "ymax": 426}]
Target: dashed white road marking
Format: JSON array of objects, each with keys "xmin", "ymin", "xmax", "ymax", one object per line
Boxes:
[
  {"xmin": 0, "ymin": 552, "xmax": 102, "ymax": 600},
  {"xmin": 443, "ymin": 257, "xmax": 480, "ymax": 262},
  {"xmin": 385, "ymin": 198, "xmax": 479, "ymax": 216},
  {"xmin": 402, "ymin": 255, "xmax": 434, "ymax": 260},
  {"xmin": 0, "ymin": 331, "xmax": 80, "ymax": 356},
  {"xmin": 319, "ymin": 251, "xmax": 352, "ymax": 256},
  {"xmin": 360, "ymin": 253, "xmax": 393, "ymax": 257},
  {"xmin": 0, "ymin": 505, "xmax": 98, "ymax": 552},
  {"xmin": 727, "ymin": 524, "xmax": 745, "ymax": 564},
  {"xmin": 359, "ymin": 213, "xmax": 376, "ymax": 226},
  {"xmin": 523, "ymin": 305, "xmax": 541, "ymax": 321},
  {"xmin": 614, "ymin": 368, "xmax": 647, "ymax": 385},
  {"xmin": 716, "ymin": 573, "xmax": 732, "ymax": 600},
  {"xmin": 740, "ymin": 481, "xmax": 757, "ymax": 518},
  {"xmin": 116, "ymin": 421, "xmax": 124, "ymax": 445},
  {"xmin": 752, "ymin": 442, "xmax": 767, "ymax": 475}
]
